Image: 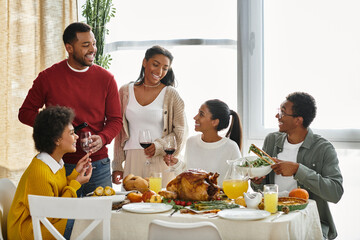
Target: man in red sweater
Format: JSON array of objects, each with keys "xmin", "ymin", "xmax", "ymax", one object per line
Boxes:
[{"xmin": 18, "ymin": 22, "xmax": 122, "ymax": 196}]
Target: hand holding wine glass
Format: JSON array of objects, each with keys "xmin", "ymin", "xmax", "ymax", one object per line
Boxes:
[{"xmin": 80, "ymin": 131, "xmax": 93, "ymax": 154}]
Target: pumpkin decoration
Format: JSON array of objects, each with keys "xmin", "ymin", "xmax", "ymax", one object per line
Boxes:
[{"xmin": 289, "ymin": 187, "xmax": 309, "ymax": 200}]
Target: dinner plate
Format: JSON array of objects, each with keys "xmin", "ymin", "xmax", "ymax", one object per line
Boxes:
[
  {"xmin": 218, "ymin": 208, "xmax": 270, "ymax": 220},
  {"xmin": 86, "ymin": 195, "xmax": 125, "ymax": 203},
  {"xmin": 122, "ymin": 203, "xmax": 173, "ymax": 214}
]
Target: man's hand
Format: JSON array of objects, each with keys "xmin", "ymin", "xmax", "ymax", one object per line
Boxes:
[
  {"xmin": 251, "ymin": 176, "xmax": 265, "ymax": 185},
  {"xmin": 144, "ymin": 143, "xmax": 156, "ymax": 157},
  {"xmin": 112, "ymin": 171, "xmax": 123, "ymax": 184},
  {"xmin": 271, "ymin": 158, "xmax": 299, "ymax": 176},
  {"xmin": 89, "ymin": 135, "xmax": 103, "ymax": 154}
]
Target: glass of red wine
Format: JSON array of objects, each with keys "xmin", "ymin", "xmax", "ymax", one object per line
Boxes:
[
  {"xmin": 139, "ymin": 129, "xmax": 152, "ymax": 172},
  {"xmin": 164, "ymin": 135, "xmax": 177, "ymax": 156}
]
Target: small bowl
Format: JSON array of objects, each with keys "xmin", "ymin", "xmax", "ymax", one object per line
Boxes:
[{"xmin": 236, "ymin": 156, "xmax": 272, "ymax": 178}]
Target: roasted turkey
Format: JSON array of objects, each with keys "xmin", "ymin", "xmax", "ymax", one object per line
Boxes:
[{"xmin": 159, "ymin": 169, "xmax": 220, "ymax": 201}]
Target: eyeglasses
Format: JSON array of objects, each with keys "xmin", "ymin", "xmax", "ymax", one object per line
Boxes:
[{"xmin": 277, "ymin": 108, "xmax": 297, "ymax": 119}]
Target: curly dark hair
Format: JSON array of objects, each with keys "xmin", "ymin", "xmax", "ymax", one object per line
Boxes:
[
  {"xmin": 135, "ymin": 45, "xmax": 176, "ymax": 87},
  {"xmin": 33, "ymin": 106, "xmax": 75, "ymax": 154},
  {"xmin": 286, "ymin": 92, "xmax": 317, "ymax": 128},
  {"xmin": 63, "ymin": 22, "xmax": 92, "ymax": 45}
]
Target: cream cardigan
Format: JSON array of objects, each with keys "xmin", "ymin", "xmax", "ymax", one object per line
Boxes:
[{"xmin": 112, "ymin": 83, "xmax": 187, "ymax": 172}]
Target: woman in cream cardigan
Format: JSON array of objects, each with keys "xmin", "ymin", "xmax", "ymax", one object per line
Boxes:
[{"xmin": 112, "ymin": 46, "xmax": 187, "ymax": 186}]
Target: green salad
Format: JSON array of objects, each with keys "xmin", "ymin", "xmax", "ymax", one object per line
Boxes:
[{"xmin": 240, "ymin": 157, "xmax": 274, "ymax": 167}]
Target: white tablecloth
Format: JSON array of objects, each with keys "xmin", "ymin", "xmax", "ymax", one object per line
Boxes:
[{"xmin": 71, "ymin": 199, "xmax": 322, "ymax": 240}]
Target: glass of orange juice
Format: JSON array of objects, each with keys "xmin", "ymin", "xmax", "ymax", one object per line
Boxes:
[
  {"xmin": 149, "ymin": 172, "xmax": 162, "ymax": 194},
  {"xmin": 223, "ymin": 159, "xmax": 250, "ymax": 202},
  {"xmin": 264, "ymin": 184, "xmax": 278, "ymax": 213}
]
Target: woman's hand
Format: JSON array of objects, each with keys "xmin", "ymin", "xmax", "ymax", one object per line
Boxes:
[
  {"xmin": 112, "ymin": 171, "xmax": 123, "ymax": 184},
  {"xmin": 144, "ymin": 143, "xmax": 156, "ymax": 157},
  {"xmin": 75, "ymin": 153, "xmax": 91, "ymax": 173},
  {"xmin": 76, "ymin": 165, "xmax": 93, "ymax": 184},
  {"xmin": 163, "ymin": 154, "xmax": 178, "ymax": 167}
]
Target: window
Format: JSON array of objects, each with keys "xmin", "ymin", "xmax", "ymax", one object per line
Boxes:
[
  {"xmin": 78, "ymin": 0, "xmax": 238, "ymax": 152},
  {"xmin": 239, "ymin": 1, "xmax": 359, "ymax": 239},
  {"xmin": 240, "ymin": 0, "xmax": 360, "ymax": 145},
  {"xmin": 102, "ymin": 0, "xmax": 238, "ymax": 138}
]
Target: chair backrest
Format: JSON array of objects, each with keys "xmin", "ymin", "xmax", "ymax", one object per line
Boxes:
[
  {"xmin": 148, "ymin": 219, "xmax": 223, "ymax": 240},
  {"xmin": 28, "ymin": 195, "xmax": 112, "ymax": 240},
  {"xmin": 0, "ymin": 178, "xmax": 16, "ymax": 240}
]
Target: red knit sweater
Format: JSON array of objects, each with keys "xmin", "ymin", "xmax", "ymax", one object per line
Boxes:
[{"xmin": 19, "ymin": 60, "xmax": 122, "ymax": 163}]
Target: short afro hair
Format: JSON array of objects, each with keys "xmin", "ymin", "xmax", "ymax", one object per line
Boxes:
[
  {"xmin": 286, "ymin": 92, "xmax": 317, "ymax": 128},
  {"xmin": 63, "ymin": 22, "xmax": 92, "ymax": 45},
  {"xmin": 33, "ymin": 106, "xmax": 75, "ymax": 154}
]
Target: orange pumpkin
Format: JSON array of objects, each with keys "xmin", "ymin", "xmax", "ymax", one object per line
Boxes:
[{"xmin": 289, "ymin": 187, "xmax": 309, "ymax": 200}]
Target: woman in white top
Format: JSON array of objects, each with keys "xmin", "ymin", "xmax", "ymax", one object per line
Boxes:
[
  {"xmin": 112, "ymin": 46, "xmax": 187, "ymax": 186},
  {"xmin": 166, "ymin": 99, "xmax": 243, "ymax": 185}
]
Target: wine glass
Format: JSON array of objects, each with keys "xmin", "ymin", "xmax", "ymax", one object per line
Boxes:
[
  {"xmin": 164, "ymin": 135, "xmax": 177, "ymax": 156},
  {"xmin": 222, "ymin": 158, "xmax": 250, "ymax": 203},
  {"xmin": 139, "ymin": 129, "xmax": 152, "ymax": 176},
  {"xmin": 80, "ymin": 131, "xmax": 93, "ymax": 153},
  {"xmin": 163, "ymin": 135, "xmax": 177, "ymax": 172}
]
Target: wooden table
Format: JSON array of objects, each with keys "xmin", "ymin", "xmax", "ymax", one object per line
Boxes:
[{"xmin": 71, "ymin": 199, "xmax": 322, "ymax": 240}]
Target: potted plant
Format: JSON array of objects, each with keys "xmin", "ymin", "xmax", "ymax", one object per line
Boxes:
[{"xmin": 82, "ymin": 0, "xmax": 116, "ymax": 69}]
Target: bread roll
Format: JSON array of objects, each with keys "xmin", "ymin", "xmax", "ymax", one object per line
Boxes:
[
  {"xmin": 123, "ymin": 174, "xmax": 134, "ymax": 184},
  {"xmin": 134, "ymin": 177, "xmax": 149, "ymax": 193}
]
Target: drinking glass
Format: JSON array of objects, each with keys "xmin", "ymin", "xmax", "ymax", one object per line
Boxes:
[
  {"xmin": 139, "ymin": 129, "xmax": 152, "ymax": 150},
  {"xmin": 80, "ymin": 131, "xmax": 92, "ymax": 153},
  {"xmin": 139, "ymin": 129, "xmax": 152, "ymax": 176},
  {"xmin": 149, "ymin": 172, "xmax": 162, "ymax": 194},
  {"xmin": 264, "ymin": 184, "xmax": 278, "ymax": 213},
  {"xmin": 164, "ymin": 135, "xmax": 177, "ymax": 156},
  {"xmin": 222, "ymin": 159, "xmax": 250, "ymax": 202}
]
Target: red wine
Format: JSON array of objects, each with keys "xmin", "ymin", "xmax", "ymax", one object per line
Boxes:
[
  {"xmin": 164, "ymin": 148, "xmax": 176, "ymax": 155},
  {"xmin": 140, "ymin": 142, "xmax": 152, "ymax": 149}
]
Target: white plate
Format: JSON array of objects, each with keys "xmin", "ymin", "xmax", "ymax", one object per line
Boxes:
[
  {"xmin": 87, "ymin": 195, "xmax": 125, "ymax": 203},
  {"xmin": 218, "ymin": 208, "xmax": 270, "ymax": 220},
  {"xmin": 122, "ymin": 203, "xmax": 173, "ymax": 214}
]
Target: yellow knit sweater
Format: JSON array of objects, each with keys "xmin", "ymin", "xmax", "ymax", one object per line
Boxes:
[{"xmin": 7, "ymin": 156, "xmax": 81, "ymax": 240}]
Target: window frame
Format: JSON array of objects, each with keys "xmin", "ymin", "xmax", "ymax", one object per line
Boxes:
[{"xmin": 238, "ymin": 0, "xmax": 360, "ymax": 149}]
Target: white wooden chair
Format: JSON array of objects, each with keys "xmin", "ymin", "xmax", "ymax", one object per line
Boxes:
[
  {"xmin": 28, "ymin": 195, "xmax": 112, "ymax": 240},
  {"xmin": 0, "ymin": 178, "xmax": 16, "ymax": 240},
  {"xmin": 148, "ymin": 219, "xmax": 223, "ymax": 240}
]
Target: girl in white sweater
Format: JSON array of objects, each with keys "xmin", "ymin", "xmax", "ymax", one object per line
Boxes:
[{"xmin": 165, "ymin": 99, "xmax": 243, "ymax": 185}]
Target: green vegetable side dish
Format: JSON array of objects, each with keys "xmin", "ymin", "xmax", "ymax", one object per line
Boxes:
[
  {"xmin": 244, "ymin": 145, "xmax": 275, "ymax": 167},
  {"xmin": 162, "ymin": 199, "xmax": 239, "ymax": 211},
  {"xmin": 240, "ymin": 157, "xmax": 274, "ymax": 167},
  {"xmin": 192, "ymin": 201, "xmax": 239, "ymax": 211}
]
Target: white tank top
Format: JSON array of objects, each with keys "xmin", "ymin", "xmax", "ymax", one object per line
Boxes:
[{"xmin": 124, "ymin": 83, "xmax": 166, "ymax": 150}]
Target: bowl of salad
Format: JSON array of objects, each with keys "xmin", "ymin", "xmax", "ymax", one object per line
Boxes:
[{"xmin": 236, "ymin": 156, "xmax": 273, "ymax": 178}]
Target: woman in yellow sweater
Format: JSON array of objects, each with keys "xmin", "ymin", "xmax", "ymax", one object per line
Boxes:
[{"xmin": 7, "ymin": 106, "xmax": 93, "ymax": 240}]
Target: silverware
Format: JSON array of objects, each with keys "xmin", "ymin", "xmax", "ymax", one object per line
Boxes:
[
  {"xmin": 271, "ymin": 211, "xmax": 284, "ymax": 222},
  {"xmin": 169, "ymin": 209, "xmax": 177, "ymax": 217}
]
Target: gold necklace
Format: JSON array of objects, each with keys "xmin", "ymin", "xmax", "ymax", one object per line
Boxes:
[{"xmin": 143, "ymin": 82, "xmax": 161, "ymax": 88}]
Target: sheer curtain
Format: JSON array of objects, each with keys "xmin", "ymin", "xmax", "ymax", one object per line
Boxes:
[{"xmin": 0, "ymin": 0, "xmax": 77, "ymax": 183}]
